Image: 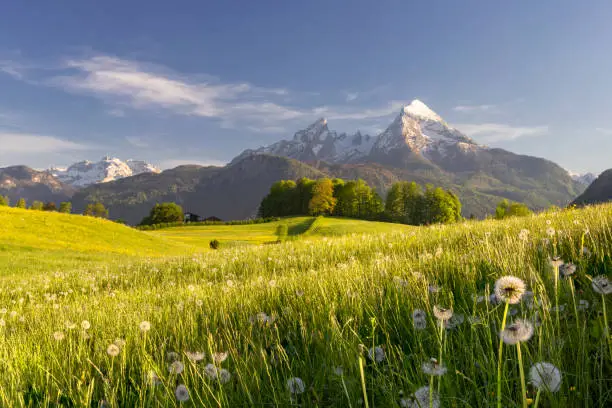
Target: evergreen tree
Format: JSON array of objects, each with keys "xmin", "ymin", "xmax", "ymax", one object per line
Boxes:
[
  {"xmin": 0, "ymin": 195, "xmax": 9, "ymax": 206},
  {"xmin": 58, "ymin": 202, "xmax": 72, "ymax": 213},
  {"xmin": 16, "ymin": 198, "xmax": 26, "ymax": 209},
  {"xmin": 42, "ymin": 202, "xmax": 57, "ymax": 211},
  {"xmin": 308, "ymin": 178, "xmax": 336, "ymax": 215}
]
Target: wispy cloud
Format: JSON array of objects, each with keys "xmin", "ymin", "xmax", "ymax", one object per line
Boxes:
[
  {"xmin": 0, "ymin": 60, "xmax": 25, "ymax": 79},
  {"xmin": 595, "ymin": 127, "xmax": 612, "ymax": 135},
  {"xmin": 453, "ymin": 104, "xmax": 498, "ymax": 113},
  {"xmin": 454, "ymin": 123, "xmax": 548, "ymax": 143},
  {"xmin": 345, "ymin": 92, "xmax": 359, "ymax": 102},
  {"xmin": 125, "ymin": 136, "xmax": 149, "ymax": 148},
  {"xmin": 0, "ymin": 132, "xmax": 91, "ymax": 153}
]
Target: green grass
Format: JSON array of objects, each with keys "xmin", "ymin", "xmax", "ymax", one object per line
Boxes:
[{"xmin": 0, "ymin": 204, "xmax": 611, "ymax": 407}]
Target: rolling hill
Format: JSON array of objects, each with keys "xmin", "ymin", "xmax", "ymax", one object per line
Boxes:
[{"xmin": 572, "ymin": 168, "xmax": 612, "ymax": 206}]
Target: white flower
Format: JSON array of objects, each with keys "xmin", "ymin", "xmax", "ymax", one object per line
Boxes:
[
  {"xmin": 559, "ymin": 263, "xmax": 576, "ymax": 277},
  {"xmin": 114, "ymin": 338, "xmax": 126, "ymax": 348},
  {"xmin": 433, "ymin": 305, "xmax": 453, "ymax": 321},
  {"xmin": 400, "ymin": 386, "xmax": 439, "ymax": 408},
  {"xmin": 107, "ymin": 344, "xmax": 120, "ymax": 357},
  {"xmin": 218, "ymin": 368, "xmax": 231, "ymax": 384},
  {"xmin": 578, "ymin": 299, "xmax": 589, "ymax": 311},
  {"xmin": 169, "ymin": 361, "xmax": 184, "ymax": 374},
  {"xmin": 333, "ymin": 366, "xmax": 344, "ymax": 376},
  {"xmin": 501, "ymin": 319, "xmax": 534, "ymax": 344},
  {"xmin": 149, "ymin": 371, "xmax": 162, "ymax": 386},
  {"xmin": 546, "ymin": 227, "xmax": 556, "ymax": 237},
  {"xmin": 64, "ymin": 321, "xmax": 76, "ymax": 330},
  {"xmin": 166, "ymin": 351, "xmax": 180, "ymax": 362},
  {"xmin": 53, "ymin": 331, "xmax": 65, "ymax": 341},
  {"xmin": 81, "ymin": 320, "xmax": 91, "ymax": 330},
  {"xmin": 412, "ymin": 309, "xmax": 427, "ymax": 330},
  {"xmin": 592, "ymin": 275, "xmax": 612, "ymax": 295},
  {"xmin": 529, "ymin": 362, "xmax": 562, "ymax": 392},
  {"xmin": 518, "ymin": 229, "xmax": 530, "ymax": 241},
  {"xmin": 421, "ymin": 358, "xmax": 447, "ymax": 376},
  {"xmin": 175, "ymin": 384, "xmax": 189, "ymax": 402},
  {"xmin": 494, "ymin": 276, "xmax": 526, "ymax": 304},
  {"xmin": 204, "ymin": 363, "xmax": 218, "ymax": 380},
  {"xmin": 286, "ymin": 377, "xmax": 305, "ymax": 394},
  {"xmin": 368, "ymin": 346, "xmax": 385, "ymax": 363},
  {"xmin": 185, "ymin": 351, "xmax": 205, "ymax": 362},
  {"xmin": 549, "ymin": 257, "xmax": 564, "ymax": 268},
  {"xmin": 213, "ymin": 351, "xmax": 228, "ymax": 364},
  {"xmin": 139, "ymin": 321, "xmax": 151, "ymax": 332}
]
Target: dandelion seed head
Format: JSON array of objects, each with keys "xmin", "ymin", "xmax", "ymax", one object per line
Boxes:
[
  {"xmin": 106, "ymin": 344, "xmax": 120, "ymax": 357},
  {"xmin": 518, "ymin": 229, "xmax": 530, "ymax": 241},
  {"xmin": 549, "ymin": 256, "xmax": 564, "ymax": 268},
  {"xmin": 218, "ymin": 368, "xmax": 231, "ymax": 384},
  {"xmin": 367, "ymin": 346, "xmax": 385, "ymax": 363},
  {"xmin": 53, "ymin": 331, "xmax": 65, "ymax": 341},
  {"xmin": 185, "ymin": 351, "xmax": 205, "ymax": 362},
  {"xmin": 592, "ymin": 275, "xmax": 612, "ymax": 295},
  {"xmin": 444, "ymin": 314, "xmax": 464, "ymax": 329},
  {"xmin": 546, "ymin": 227, "xmax": 556, "ymax": 237},
  {"xmin": 213, "ymin": 351, "xmax": 228, "ymax": 364},
  {"xmin": 433, "ymin": 305, "xmax": 453, "ymax": 321},
  {"xmin": 175, "ymin": 384, "xmax": 189, "ymax": 402},
  {"xmin": 559, "ymin": 263, "xmax": 576, "ymax": 277},
  {"xmin": 529, "ymin": 362, "xmax": 562, "ymax": 392},
  {"xmin": 149, "ymin": 371, "xmax": 162, "ymax": 386},
  {"xmin": 501, "ymin": 319, "xmax": 534, "ymax": 344},
  {"xmin": 203, "ymin": 363, "xmax": 218, "ymax": 380},
  {"xmin": 578, "ymin": 299, "xmax": 589, "ymax": 311},
  {"xmin": 421, "ymin": 358, "xmax": 447, "ymax": 376},
  {"xmin": 81, "ymin": 320, "xmax": 91, "ymax": 330},
  {"xmin": 412, "ymin": 309, "xmax": 427, "ymax": 330},
  {"xmin": 139, "ymin": 321, "xmax": 151, "ymax": 332},
  {"xmin": 494, "ymin": 276, "xmax": 526, "ymax": 304},
  {"xmin": 400, "ymin": 386, "xmax": 439, "ymax": 408},
  {"xmin": 333, "ymin": 366, "xmax": 344, "ymax": 376},
  {"xmin": 286, "ymin": 377, "xmax": 305, "ymax": 394},
  {"xmin": 168, "ymin": 360, "xmax": 184, "ymax": 374},
  {"xmin": 166, "ymin": 351, "xmax": 180, "ymax": 362}
]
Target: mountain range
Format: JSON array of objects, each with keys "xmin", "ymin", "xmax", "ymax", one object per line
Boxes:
[{"xmin": 0, "ymin": 100, "xmax": 598, "ymax": 223}]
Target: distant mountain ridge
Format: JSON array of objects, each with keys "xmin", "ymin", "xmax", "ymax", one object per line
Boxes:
[
  {"xmin": 572, "ymin": 169, "xmax": 612, "ymax": 206},
  {"xmin": 0, "ymin": 165, "xmax": 75, "ymax": 205},
  {"xmin": 48, "ymin": 157, "xmax": 160, "ymax": 187}
]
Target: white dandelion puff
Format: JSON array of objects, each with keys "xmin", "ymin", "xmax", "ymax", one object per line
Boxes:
[
  {"xmin": 400, "ymin": 386, "xmax": 439, "ymax": 408},
  {"xmin": 185, "ymin": 351, "xmax": 205, "ymax": 362},
  {"xmin": 549, "ymin": 257, "xmax": 564, "ymax": 269},
  {"xmin": 53, "ymin": 331, "xmax": 65, "ymax": 341},
  {"xmin": 149, "ymin": 371, "xmax": 162, "ymax": 386},
  {"xmin": 559, "ymin": 263, "xmax": 576, "ymax": 278},
  {"xmin": 412, "ymin": 309, "xmax": 427, "ymax": 330},
  {"xmin": 592, "ymin": 275, "xmax": 612, "ymax": 295},
  {"xmin": 433, "ymin": 305, "xmax": 453, "ymax": 321},
  {"xmin": 501, "ymin": 319, "xmax": 534, "ymax": 344},
  {"xmin": 367, "ymin": 346, "xmax": 385, "ymax": 363},
  {"xmin": 333, "ymin": 366, "xmax": 344, "ymax": 376},
  {"xmin": 213, "ymin": 351, "xmax": 228, "ymax": 364},
  {"xmin": 81, "ymin": 320, "xmax": 91, "ymax": 330},
  {"xmin": 518, "ymin": 229, "xmax": 530, "ymax": 241},
  {"xmin": 175, "ymin": 384, "xmax": 189, "ymax": 402},
  {"xmin": 218, "ymin": 368, "xmax": 231, "ymax": 384},
  {"xmin": 64, "ymin": 321, "xmax": 76, "ymax": 330},
  {"xmin": 546, "ymin": 227, "xmax": 555, "ymax": 237},
  {"xmin": 203, "ymin": 363, "xmax": 218, "ymax": 380},
  {"xmin": 494, "ymin": 276, "xmax": 526, "ymax": 304},
  {"xmin": 166, "ymin": 351, "xmax": 180, "ymax": 362},
  {"xmin": 169, "ymin": 360, "xmax": 184, "ymax": 374},
  {"xmin": 286, "ymin": 377, "xmax": 305, "ymax": 394},
  {"xmin": 106, "ymin": 344, "xmax": 120, "ymax": 357},
  {"xmin": 578, "ymin": 299, "xmax": 589, "ymax": 311},
  {"xmin": 444, "ymin": 313, "xmax": 464, "ymax": 329},
  {"xmin": 114, "ymin": 338, "xmax": 126, "ymax": 348},
  {"xmin": 421, "ymin": 358, "xmax": 447, "ymax": 376},
  {"xmin": 139, "ymin": 321, "xmax": 151, "ymax": 332},
  {"xmin": 529, "ymin": 362, "xmax": 562, "ymax": 392}
]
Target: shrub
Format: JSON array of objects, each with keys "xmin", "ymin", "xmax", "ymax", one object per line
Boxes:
[{"xmin": 209, "ymin": 239, "xmax": 220, "ymax": 250}]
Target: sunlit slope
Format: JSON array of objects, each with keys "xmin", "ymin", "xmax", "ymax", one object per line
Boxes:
[{"xmin": 0, "ymin": 206, "xmax": 192, "ymax": 257}]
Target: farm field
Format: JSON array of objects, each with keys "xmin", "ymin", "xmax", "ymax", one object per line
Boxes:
[{"xmin": 0, "ymin": 205, "xmax": 610, "ymax": 407}]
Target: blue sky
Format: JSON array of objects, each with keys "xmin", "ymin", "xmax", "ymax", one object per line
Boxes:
[{"xmin": 1, "ymin": 1, "xmax": 611, "ymax": 174}]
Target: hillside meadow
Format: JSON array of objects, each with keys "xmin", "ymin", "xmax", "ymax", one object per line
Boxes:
[{"xmin": 0, "ymin": 205, "xmax": 610, "ymax": 407}]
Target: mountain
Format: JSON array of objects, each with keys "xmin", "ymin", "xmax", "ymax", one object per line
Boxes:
[
  {"xmin": 570, "ymin": 172, "xmax": 597, "ymax": 187},
  {"xmin": 71, "ymin": 155, "xmax": 326, "ymax": 224},
  {"xmin": 572, "ymin": 169, "xmax": 612, "ymax": 206},
  {"xmin": 49, "ymin": 157, "xmax": 160, "ymax": 187},
  {"xmin": 0, "ymin": 165, "xmax": 75, "ymax": 204}
]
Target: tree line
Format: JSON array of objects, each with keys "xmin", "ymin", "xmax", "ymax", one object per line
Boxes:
[
  {"xmin": 258, "ymin": 177, "xmax": 462, "ymax": 225},
  {"xmin": 0, "ymin": 196, "xmax": 109, "ymax": 218}
]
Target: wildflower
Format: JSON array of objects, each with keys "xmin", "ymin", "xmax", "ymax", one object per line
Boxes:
[
  {"xmin": 81, "ymin": 320, "xmax": 91, "ymax": 330},
  {"xmin": 578, "ymin": 299, "xmax": 589, "ymax": 311},
  {"xmin": 213, "ymin": 351, "xmax": 228, "ymax": 364},
  {"xmin": 114, "ymin": 338, "xmax": 126, "ymax": 348},
  {"xmin": 445, "ymin": 313, "xmax": 464, "ymax": 329},
  {"xmin": 218, "ymin": 368, "xmax": 231, "ymax": 384},
  {"xmin": 185, "ymin": 351, "xmax": 205, "ymax": 362},
  {"xmin": 501, "ymin": 319, "xmax": 534, "ymax": 344},
  {"xmin": 333, "ymin": 366, "xmax": 344, "ymax": 376},
  {"xmin": 421, "ymin": 358, "xmax": 447, "ymax": 376},
  {"xmin": 400, "ymin": 386, "xmax": 439, "ymax": 408},
  {"xmin": 559, "ymin": 263, "xmax": 576, "ymax": 278},
  {"xmin": 428, "ymin": 285, "xmax": 440, "ymax": 293},
  {"xmin": 546, "ymin": 227, "xmax": 556, "ymax": 237},
  {"xmin": 286, "ymin": 377, "xmax": 305, "ymax": 394},
  {"xmin": 549, "ymin": 257, "xmax": 564, "ymax": 268},
  {"xmin": 195, "ymin": 299, "xmax": 203, "ymax": 307},
  {"xmin": 268, "ymin": 280, "xmax": 277, "ymax": 287},
  {"xmin": 107, "ymin": 344, "xmax": 120, "ymax": 357},
  {"xmin": 518, "ymin": 229, "xmax": 530, "ymax": 241},
  {"xmin": 139, "ymin": 321, "xmax": 151, "ymax": 332},
  {"xmin": 529, "ymin": 362, "xmax": 562, "ymax": 392},
  {"xmin": 65, "ymin": 321, "xmax": 76, "ymax": 330},
  {"xmin": 367, "ymin": 346, "xmax": 385, "ymax": 363},
  {"xmin": 169, "ymin": 360, "xmax": 184, "ymax": 374},
  {"xmin": 592, "ymin": 275, "xmax": 612, "ymax": 295},
  {"xmin": 494, "ymin": 276, "xmax": 526, "ymax": 304},
  {"xmin": 295, "ymin": 290, "xmax": 304, "ymax": 297},
  {"xmin": 204, "ymin": 363, "xmax": 218, "ymax": 380},
  {"xmin": 175, "ymin": 384, "xmax": 190, "ymax": 402},
  {"xmin": 53, "ymin": 331, "xmax": 65, "ymax": 341},
  {"xmin": 149, "ymin": 371, "xmax": 162, "ymax": 386},
  {"xmin": 433, "ymin": 305, "xmax": 453, "ymax": 321},
  {"xmin": 412, "ymin": 309, "xmax": 427, "ymax": 330}
]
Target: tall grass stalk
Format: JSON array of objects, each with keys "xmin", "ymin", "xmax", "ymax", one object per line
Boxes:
[{"xmin": 497, "ymin": 301, "xmax": 510, "ymax": 408}]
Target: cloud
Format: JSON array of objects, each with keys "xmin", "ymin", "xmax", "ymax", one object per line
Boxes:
[
  {"xmin": 158, "ymin": 158, "xmax": 227, "ymax": 169},
  {"xmin": 345, "ymin": 92, "xmax": 359, "ymax": 102},
  {"xmin": 454, "ymin": 123, "xmax": 548, "ymax": 143},
  {"xmin": 0, "ymin": 132, "xmax": 91, "ymax": 153},
  {"xmin": 0, "ymin": 60, "xmax": 25, "ymax": 79},
  {"xmin": 595, "ymin": 127, "xmax": 612, "ymax": 135},
  {"xmin": 453, "ymin": 104, "xmax": 498, "ymax": 113},
  {"xmin": 125, "ymin": 136, "xmax": 149, "ymax": 148}
]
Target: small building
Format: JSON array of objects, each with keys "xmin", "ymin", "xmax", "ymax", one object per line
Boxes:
[
  {"xmin": 184, "ymin": 212, "xmax": 201, "ymax": 223},
  {"xmin": 203, "ymin": 216, "xmax": 222, "ymax": 222}
]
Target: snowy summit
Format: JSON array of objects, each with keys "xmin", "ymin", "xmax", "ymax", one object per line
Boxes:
[{"xmin": 49, "ymin": 157, "xmax": 160, "ymax": 187}]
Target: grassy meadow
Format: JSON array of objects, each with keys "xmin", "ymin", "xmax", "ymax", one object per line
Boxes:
[{"xmin": 0, "ymin": 205, "xmax": 611, "ymax": 407}]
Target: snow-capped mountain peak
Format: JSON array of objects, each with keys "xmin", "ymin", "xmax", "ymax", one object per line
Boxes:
[
  {"xmin": 570, "ymin": 171, "xmax": 597, "ymax": 186},
  {"xmin": 401, "ymin": 99, "xmax": 443, "ymax": 122},
  {"xmin": 48, "ymin": 157, "xmax": 160, "ymax": 187},
  {"xmin": 293, "ymin": 118, "xmax": 329, "ymax": 143}
]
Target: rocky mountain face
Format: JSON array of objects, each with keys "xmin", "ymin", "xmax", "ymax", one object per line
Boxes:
[
  {"xmin": 0, "ymin": 165, "xmax": 75, "ymax": 204},
  {"xmin": 572, "ymin": 169, "xmax": 612, "ymax": 206},
  {"xmin": 570, "ymin": 172, "xmax": 597, "ymax": 187},
  {"xmin": 49, "ymin": 157, "xmax": 160, "ymax": 187}
]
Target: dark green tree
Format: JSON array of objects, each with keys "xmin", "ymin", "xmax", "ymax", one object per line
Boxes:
[
  {"xmin": 84, "ymin": 202, "xmax": 109, "ymax": 218},
  {"xmin": 42, "ymin": 202, "xmax": 57, "ymax": 211},
  {"xmin": 0, "ymin": 195, "xmax": 9, "ymax": 206},
  {"xmin": 30, "ymin": 201, "xmax": 44, "ymax": 211},
  {"xmin": 495, "ymin": 199, "xmax": 531, "ymax": 219},
  {"xmin": 16, "ymin": 198, "xmax": 26, "ymax": 209},
  {"xmin": 141, "ymin": 202, "xmax": 184, "ymax": 225},
  {"xmin": 308, "ymin": 178, "xmax": 336, "ymax": 215}
]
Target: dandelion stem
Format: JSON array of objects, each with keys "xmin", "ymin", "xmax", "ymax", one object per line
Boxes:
[
  {"xmin": 497, "ymin": 301, "xmax": 509, "ymax": 408},
  {"xmin": 602, "ymin": 293, "xmax": 612, "ymax": 361},
  {"xmin": 569, "ymin": 278, "xmax": 579, "ymax": 324},
  {"xmin": 437, "ymin": 319, "xmax": 444, "ymax": 395},
  {"xmin": 533, "ymin": 389, "xmax": 541, "ymax": 408},
  {"xmin": 340, "ymin": 376, "xmax": 353, "ymax": 408},
  {"xmin": 358, "ymin": 356, "xmax": 370, "ymax": 408},
  {"xmin": 516, "ymin": 342, "xmax": 528, "ymax": 408},
  {"xmin": 554, "ymin": 265, "xmax": 560, "ymax": 330},
  {"xmin": 429, "ymin": 374, "xmax": 434, "ymax": 408}
]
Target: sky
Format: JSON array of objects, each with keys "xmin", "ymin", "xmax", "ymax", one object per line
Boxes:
[{"xmin": 1, "ymin": 1, "xmax": 612, "ymax": 174}]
